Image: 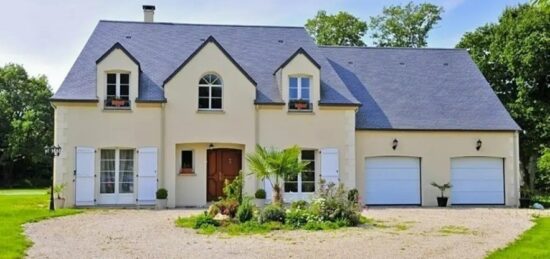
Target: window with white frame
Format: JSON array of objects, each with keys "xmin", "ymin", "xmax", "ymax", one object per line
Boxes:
[
  {"xmin": 285, "ymin": 150, "xmax": 315, "ymax": 193},
  {"xmin": 198, "ymin": 74, "xmax": 222, "ymax": 110},
  {"xmin": 288, "ymin": 76, "xmax": 311, "ymax": 110},
  {"xmin": 106, "ymin": 72, "xmax": 130, "ymax": 108},
  {"xmin": 100, "ymin": 149, "xmax": 134, "ymax": 194}
]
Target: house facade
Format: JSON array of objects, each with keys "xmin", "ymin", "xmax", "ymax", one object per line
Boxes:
[{"xmin": 51, "ymin": 7, "xmax": 521, "ymax": 208}]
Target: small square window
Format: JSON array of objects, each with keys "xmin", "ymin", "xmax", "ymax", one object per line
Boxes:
[{"xmin": 180, "ymin": 150, "xmax": 193, "ymax": 174}]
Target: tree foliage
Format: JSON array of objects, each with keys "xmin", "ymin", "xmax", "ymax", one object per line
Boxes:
[
  {"xmin": 0, "ymin": 64, "xmax": 53, "ymax": 187},
  {"xmin": 369, "ymin": 2, "xmax": 443, "ymax": 47},
  {"xmin": 305, "ymin": 10, "xmax": 368, "ymax": 46},
  {"xmin": 457, "ymin": 4, "xmax": 550, "ymax": 190}
]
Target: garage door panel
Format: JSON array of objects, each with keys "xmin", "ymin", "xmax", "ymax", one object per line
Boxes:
[
  {"xmin": 364, "ymin": 157, "xmax": 420, "ymax": 205},
  {"xmin": 451, "ymin": 157, "xmax": 504, "ymax": 205}
]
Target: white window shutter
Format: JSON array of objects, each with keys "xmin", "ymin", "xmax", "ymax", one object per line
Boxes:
[
  {"xmin": 75, "ymin": 147, "xmax": 95, "ymax": 206},
  {"xmin": 137, "ymin": 147, "xmax": 158, "ymax": 205},
  {"xmin": 321, "ymin": 148, "xmax": 339, "ymax": 185}
]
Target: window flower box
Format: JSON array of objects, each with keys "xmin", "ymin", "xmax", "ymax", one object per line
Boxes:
[
  {"xmin": 179, "ymin": 168, "xmax": 194, "ymax": 174},
  {"xmin": 289, "ymin": 100, "xmax": 311, "ymax": 110}
]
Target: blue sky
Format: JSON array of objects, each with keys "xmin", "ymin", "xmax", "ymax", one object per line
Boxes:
[{"xmin": 0, "ymin": 0, "xmax": 527, "ymax": 91}]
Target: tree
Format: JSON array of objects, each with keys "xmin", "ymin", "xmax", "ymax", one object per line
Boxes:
[
  {"xmin": 246, "ymin": 145, "xmax": 309, "ymax": 204},
  {"xmin": 457, "ymin": 4, "xmax": 550, "ymax": 190},
  {"xmin": 537, "ymin": 148, "xmax": 550, "ymax": 192},
  {"xmin": 369, "ymin": 2, "xmax": 443, "ymax": 47},
  {"xmin": 0, "ymin": 64, "xmax": 53, "ymax": 187},
  {"xmin": 305, "ymin": 10, "xmax": 368, "ymax": 46}
]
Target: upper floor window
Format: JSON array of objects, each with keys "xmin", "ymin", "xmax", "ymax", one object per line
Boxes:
[
  {"xmin": 105, "ymin": 73, "xmax": 130, "ymax": 109},
  {"xmin": 289, "ymin": 76, "xmax": 311, "ymax": 110},
  {"xmin": 198, "ymin": 74, "xmax": 223, "ymax": 110}
]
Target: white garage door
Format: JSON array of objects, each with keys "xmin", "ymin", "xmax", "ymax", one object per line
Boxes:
[
  {"xmin": 451, "ymin": 157, "xmax": 504, "ymax": 205},
  {"xmin": 364, "ymin": 157, "xmax": 421, "ymax": 205}
]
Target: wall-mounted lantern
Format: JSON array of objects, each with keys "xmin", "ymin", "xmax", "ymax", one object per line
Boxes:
[
  {"xmin": 208, "ymin": 143, "xmax": 214, "ymax": 149},
  {"xmin": 392, "ymin": 139, "xmax": 398, "ymax": 150},
  {"xmin": 476, "ymin": 139, "xmax": 482, "ymax": 151}
]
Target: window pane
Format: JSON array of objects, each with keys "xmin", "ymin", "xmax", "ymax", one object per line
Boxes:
[
  {"xmin": 301, "ymin": 88, "xmax": 310, "ymax": 100},
  {"xmin": 181, "ymin": 151, "xmax": 193, "ymax": 169},
  {"xmin": 199, "ymin": 87, "xmax": 209, "ymax": 97},
  {"xmin": 119, "ymin": 150, "xmax": 134, "ymax": 194},
  {"xmin": 284, "ymin": 182, "xmax": 298, "ymax": 192},
  {"xmin": 211, "ymin": 98, "xmax": 222, "ymax": 109},
  {"xmin": 199, "ymin": 77, "xmax": 208, "ymax": 85},
  {"xmin": 107, "ymin": 84, "xmax": 116, "ymax": 96},
  {"xmin": 301, "ymin": 150, "xmax": 314, "ymax": 160},
  {"xmin": 119, "ymin": 183, "xmax": 133, "ymax": 193},
  {"xmin": 107, "ymin": 74, "xmax": 116, "ymax": 84},
  {"xmin": 289, "ymin": 77, "xmax": 298, "ymax": 88},
  {"xmin": 302, "ymin": 182, "xmax": 315, "ymax": 193},
  {"xmin": 211, "ymin": 87, "xmax": 222, "ymax": 97},
  {"xmin": 285, "ymin": 174, "xmax": 298, "ymax": 182},
  {"xmin": 120, "ymin": 84, "xmax": 129, "ymax": 97},
  {"xmin": 301, "ymin": 77, "xmax": 310, "ymax": 89},
  {"xmin": 302, "ymin": 171, "xmax": 315, "ymax": 181},
  {"xmin": 100, "ymin": 150, "xmax": 115, "ymax": 194},
  {"xmin": 289, "ymin": 88, "xmax": 298, "ymax": 100},
  {"xmin": 120, "ymin": 73, "xmax": 129, "ymax": 84},
  {"xmin": 199, "ymin": 98, "xmax": 209, "ymax": 109}
]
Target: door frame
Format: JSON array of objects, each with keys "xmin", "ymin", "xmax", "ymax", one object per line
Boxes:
[
  {"xmin": 97, "ymin": 148, "xmax": 136, "ymax": 205},
  {"xmin": 206, "ymin": 148, "xmax": 242, "ymax": 202}
]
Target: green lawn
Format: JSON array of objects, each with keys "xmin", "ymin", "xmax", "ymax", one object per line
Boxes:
[
  {"xmin": 0, "ymin": 189, "xmax": 81, "ymax": 259},
  {"xmin": 487, "ymin": 217, "xmax": 550, "ymax": 259}
]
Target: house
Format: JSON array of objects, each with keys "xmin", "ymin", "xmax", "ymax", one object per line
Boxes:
[{"xmin": 51, "ymin": 6, "xmax": 521, "ymax": 208}]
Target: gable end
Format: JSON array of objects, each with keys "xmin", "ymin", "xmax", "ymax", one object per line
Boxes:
[
  {"xmin": 273, "ymin": 47, "xmax": 321, "ymax": 75},
  {"xmin": 95, "ymin": 42, "xmax": 141, "ymax": 71}
]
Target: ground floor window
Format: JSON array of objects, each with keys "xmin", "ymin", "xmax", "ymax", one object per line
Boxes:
[
  {"xmin": 100, "ymin": 149, "xmax": 134, "ymax": 194},
  {"xmin": 285, "ymin": 150, "xmax": 315, "ymax": 193}
]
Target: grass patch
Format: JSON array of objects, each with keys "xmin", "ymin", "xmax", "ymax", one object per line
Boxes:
[
  {"xmin": 486, "ymin": 217, "xmax": 550, "ymax": 259},
  {"xmin": 176, "ymin": 214, "xmax": 369, "ymax": 236},
  {"xmin": 0, "ymin": 189, "xmax": 81, "ymax": 259},
  {"xmin": 439, "ymin": 225, "xmax": 474, "ymax": 235}
]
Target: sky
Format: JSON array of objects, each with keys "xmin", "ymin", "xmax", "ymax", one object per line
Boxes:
[{"xmin": 0, "ymin": 0, "xmax": 528, "ymax": 92}]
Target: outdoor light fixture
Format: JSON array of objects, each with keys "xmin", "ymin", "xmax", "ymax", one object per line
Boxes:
[
  {"xmin": 44, "ymin": 145, "xmax": 62, "ymax": 211},
  {"xmin": 208, "ymin": 143, "xmax": 214, "ymax": 149},
  {"xmin": 476, "ymin": 139, "xmax": 482, "ymax": 151},
  {"xmin": 392, "ymin": 139, "xmax": 398, "ymax": 150}
]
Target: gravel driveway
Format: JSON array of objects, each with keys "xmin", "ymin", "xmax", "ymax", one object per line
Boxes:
[{"xmin": 24, "ymin": 208, "xmax": 546, "ymax": 259}]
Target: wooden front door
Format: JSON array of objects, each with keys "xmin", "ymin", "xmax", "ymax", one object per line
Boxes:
[{"xmin": 207, "ymin": 149, "xmax": 242, "ymax": 201}]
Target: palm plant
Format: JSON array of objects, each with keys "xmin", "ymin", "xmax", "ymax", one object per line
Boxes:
[
  {"xmin": 431, "ymin": 182, "xmax": 452, "ymax": 198},
  {"xmin": 246, "ymin": 145, "xmax": 309, "ymax": 204}
]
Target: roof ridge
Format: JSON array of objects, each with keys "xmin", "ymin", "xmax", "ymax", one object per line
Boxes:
[
  {"xmin": 99, "ymin": 20, "xmax": 305, "ymax": 29},
  {"xmin": 318, "ymin": 45, "xmax": 466, "ymax": 51}
]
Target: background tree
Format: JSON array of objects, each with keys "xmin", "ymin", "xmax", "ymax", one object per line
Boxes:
[
  {"xmin": 305, "ymin": 10, "xmax": 368, "ymax": 46},
  {"xmin": 457, "ymin": 3, "xmax": 550, "ymax": 191},
  {"xmin": 0, "ymin": 64, "xmax": 53, "ymax": 187},
  {"xmin": 369, "ymin": 2, "xmax": 443, "ymax": 47}
]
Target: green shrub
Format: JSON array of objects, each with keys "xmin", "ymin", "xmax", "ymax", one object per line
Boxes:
[
  {"xmin": 255, "ymin": 189, "xmax": 266, "ymax": 199},
  {"xmin": 194, "ymin": 212, "xmax": 219, "ymax": 229},
  {"xmin": 207, "ymin": 204, "xmax": 220, "ymax": 217},
  {"xmin": 347, "ymin": 188, "xmax": 359, "ymax": 203},
  {"xmin": 156, "ymin": 188, "xmax": 168, "ymax": 199},
  {"xmin": 286, "ymin": 208, "xmax": 309, "ymax": 228},
  {"xmin": 290, "ymin": 200, "xmax": 308, "ymax": 209},
  {"xmin": 214, "ymin": 199, "xmax": 239, "ymax": 218},
  {"xmin": 223, "ymin": 171, "xmax": 244, "ymax": 203},
  {"xmin": 312, "ymin": 179, "xmax": 363, "ymax": 226},
  {"xmin": 259, "ymin": 204, "xmax": 285, "ymax": 223},
  {"xmin": 236, "ymin": 198, "xmax": 254, "ymax": 222}
]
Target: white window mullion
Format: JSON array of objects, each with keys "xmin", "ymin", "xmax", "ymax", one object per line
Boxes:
[
  {"xmin": 297, "ymin": 77, "xmax": 302, "ymax": 100},
  {"xmin": 209, "ymin": 85, "xmax": 212, "ymax": 109},
  {"xmin": 114, "ymin": 149, "xmax": 119, "ymax": 195},
  {"xmin": 115, "ymin": 73, "xmax": 121, "ymax": 98}
]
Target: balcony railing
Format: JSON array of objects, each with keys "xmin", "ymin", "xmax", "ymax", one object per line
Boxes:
[{"xmin": 104, "ymin": 98, "xmax": 131, "ymax": 110}]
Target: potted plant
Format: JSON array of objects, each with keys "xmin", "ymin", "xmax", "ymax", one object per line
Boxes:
[
  {"xmin": 53, "ymin": 183, "xmax": 66, "ymax": 209},
  {"xmin": 431, "ymin": 182, "xmax": 452, "ymax": 207},
  {"xmin": 156, "ymin": 188, "xmax": 168, "ymax": 209},
  {"xmin": 111, "ymin": 99, "xmax": 126, "ymax": 107},
  {"xmin": 519, "ymin": 187, "xmax": 533, "ymax": 208},
  {"xmin": 254, "ymin": 188, "xmax": 266, "ymax": 208}
]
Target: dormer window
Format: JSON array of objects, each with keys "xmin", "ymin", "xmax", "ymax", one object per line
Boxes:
[
  {"xmin": 289, "ymin": 76, "xmax": 311, "ymax": 110},
  {"xmin": 198, "ymin": 74, "xmax": 223, "ymax": 110},
  {"xmin": 105, "ymin": 72, "xmax": 130, "ymax": 109}
]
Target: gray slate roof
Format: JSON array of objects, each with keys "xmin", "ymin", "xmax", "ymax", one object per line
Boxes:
[
  {"xmin": 320, "ymin": 46, "xmax": 520, "ymax": 130},
  {"xmin": 54, "ymin": 20, "xmax": 520, "ymax": 131}
]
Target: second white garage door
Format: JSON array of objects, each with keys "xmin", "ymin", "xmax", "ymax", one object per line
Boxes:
[
  {"xmin": 451, "ymin": 157, "xmax": 504, "ymax": 205},
  {"xmin": 364, "ymin": 157, "xmax": 421, "ymax": 205}
]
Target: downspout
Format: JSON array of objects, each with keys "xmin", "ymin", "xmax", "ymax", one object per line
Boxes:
[
  {"xmin": 513, "ymin": 130, "xmax": 520, "ymax": 207},
  {"xmin": 160, "ymin": 102, "xmax": 165, "ymax": 189}
]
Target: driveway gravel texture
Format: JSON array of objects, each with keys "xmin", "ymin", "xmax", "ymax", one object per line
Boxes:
[{"xmin": 24, "ymin": 207, "xmax": 547, "ymax": 259}]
